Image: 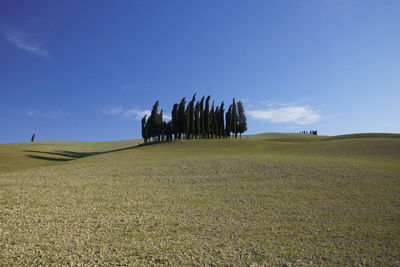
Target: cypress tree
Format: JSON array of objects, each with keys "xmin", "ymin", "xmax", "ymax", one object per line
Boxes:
[
  {"xmin": 177, "ymin": 98, "xmax": 186, "ymax": 139},
  {"xmin": 145, "ymin": 116, "xmax": 151, "ymax": 141},
  {"xmin": 141, "ymin": 115, "xmax": 147, "ymax": 142},
  {"xmin": 232, "ymin": 98, "xmax": 238, "ymax": 138},
  {"xmin": 166, "ymin": 121, "xmax": 173, "ymax": 141},
  {"xmin": 226, "ymin": 104, "xmax": 232, "ymax": 138},
  {"xmin": 161, "ymin": 121, "xmax": 167, "ymax": 141},
  {"xmin": 219, "ymin": 101, "xmax": 224, "ymax": 138},
  {"xmin": 237, "ymin": 101, "xmax": 247, "ymax": 139},
  {"xmin": 185, "ymin": 104, "xmax": 190, "ymax": 139},
  {"xmin": 210, "ymin": 102, "xmax": 215, "ymax": 138},
  {"xmin": 199, "ymin": 96, "xmax": 205, "ymax": 138},
  {"xmin": 204, "ymin": 96, "xmax": 211, "ymax": 138},
  {"xmin": 189, "ymin": 94, "xmax": 196, "ymax": 139},
  {"xmin": 194, "ymin": 101, "xmax": 200, "ymax": 139},
  {"xmin": 171, "ymin": 103, "xmax": 178, "ymax": 140},
  {"xmin": 148, "ymin": 101, "xmax": 159, "ymax": 141},
  {"xmin": 214, "ymin": 106, "xmax": 219, "ymax": 139},
  {"xmin": 160, "ymin": 109, "xmax": 164, "ymax": 141}
]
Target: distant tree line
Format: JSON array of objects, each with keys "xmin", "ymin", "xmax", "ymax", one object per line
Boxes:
[
  {"xmin": 300, "ymin": 130, "xmax": 318, "ymax": 135},
  {"xmin": 141, "ymin": 94, "xmax": 247, "ymax": 142}
]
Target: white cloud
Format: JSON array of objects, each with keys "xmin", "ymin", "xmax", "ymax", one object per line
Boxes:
[
  {"xmin": 25, "ymin": 109, "xmax": 66, "ymax": 119},
  {"xmin": 248, "ymin": 106, "xmax": 321, "ymax": 125},
  {"xmin": 163, "ymin": 114, "xmax": 172, "ymax": 121},
  {"xmin": 124, "ymin": 109, "xmax": 151, "ymax": 120},
  {"xmin": 102, "ymin": 106, "xmax": 123, "ymax": 115},
  {"xmin": 103, "ymin": 106, "xmax": 171, "ymax": 121},
  {"xmin": 5, "ymin": 31, "xmax": 50, "ymax": 58}
]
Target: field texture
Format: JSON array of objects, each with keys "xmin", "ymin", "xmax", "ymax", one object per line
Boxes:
[{"xmin": 0, "ymin": 133, "xmax": 399, "ymax": 265}]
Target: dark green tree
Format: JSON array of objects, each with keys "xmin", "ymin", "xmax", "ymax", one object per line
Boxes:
[
  {"xmin": 166, "ymin": 121, "xmax": 173, "ymax": 141},
  {"xmin": 189, "ymin": 94, "xmax": 196, "ymax": 139},
  {"xmin": 214, "ymin": 106, "xmax": 219, "ymax": 139},
  {"xmin": 210, "ymin": 102, "xmax": 215, "ymax": 138},
  {"xmin": 177, "ymin": 98, "xmax": 186, "ymax": 139},
  {"xmin": 237, "ymin": 100, "xmax": 247, "ymax": 139},
  {"xmin": 194, "ymin": 101, "xmax": 200, "ymax": 139},
  {"xmin": 148, "ymin": 101, "xmax": 161, "ymax": 141},
  {"xmin": 204, "ymin": 96, "xmax": 211, "ymax": 138},
  {"xmin": 218, "ymin": 101, "xmax": 224, "ymax": 138},
  {"xmin": 232, "ymin": 98, "xmax": 238, "ymax": 138},
  {"xmin": 226, "ymin": 104, "xmax": 232, "ymax": 138},
  {"xmin": 171, "ymin": 103, "xmax": 179, "ymax": 140},
  {"xmin": 185, "ymin": 104, "xmax": 190, "ymax": 139},
  {"xmin": 199, "ymin": 96, "xmax": 205, "ymax": 138},
  {"xmin": 160, "ymin": 109, "xmax": 164, "ymax": 141},
  {"xmin": 141, "ymin": 115, "xmax": 148, "ymax": 142}
]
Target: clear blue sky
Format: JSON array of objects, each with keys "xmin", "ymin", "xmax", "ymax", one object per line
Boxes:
[{"xmin": 1, "ymin": 0, "xmax": 399, "ymax": 143}]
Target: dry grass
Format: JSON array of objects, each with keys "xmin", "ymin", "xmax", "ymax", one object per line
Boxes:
[{"xmin": 0, "ymin": 134, "xmax": 399, "ymax": 265}]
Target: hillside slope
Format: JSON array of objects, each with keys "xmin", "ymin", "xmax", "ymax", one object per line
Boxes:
[{"xmin": 0, "ymin": 133, "xmax": 399, "ymax": 265}]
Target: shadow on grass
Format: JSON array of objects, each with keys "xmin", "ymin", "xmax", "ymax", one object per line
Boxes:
[
  {"xmin": 27, "ymin": 155, "xmax": 73, "ymax": 161},
  {"xmin": 24, "ymin": 141, "xmax": 159, "ymax": 162}
]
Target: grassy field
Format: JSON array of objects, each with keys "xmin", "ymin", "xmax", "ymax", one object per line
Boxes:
[{"xmin": 0, "ymin": 133, "xmax": 399, "ymax": 265}]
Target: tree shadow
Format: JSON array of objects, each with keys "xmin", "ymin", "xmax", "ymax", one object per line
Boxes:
[
  {"xmin": 23, "ymin": 141, "xmax": 161, "ymax": 162},
  {"xmin": 27, "ymin": 155, "xmax": 73, "ymax": 161}
]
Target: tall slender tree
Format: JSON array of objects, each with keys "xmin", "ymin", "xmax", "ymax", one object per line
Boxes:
[
  {"xmin": 185, "ymin": 104, "xmax": 190, "ymax": 139},
  {"xmin": 237, "ymin": 100, "xmax": 247, "ymax": 139},
  {"xmin": 232, "ymin": 98, "xmax": 238, "ymax": 138},
  {"xmin": 210, "ymin": 102, "xmax": 215, "ymax": 138},
  {"xmin": 189, "ymin": 94, "xmax": 196, "ymax": 139},
  {"xmin": 219, "ymin": 101, "xmax": 224, "ymax": 138},
  {"xmin": 171, "ymin": 103, "xmax": 178, "ymax": 140},
  {"xmin": 194, "ymin": 101, "xmax": 200, "ymax": 139},
  {"xmin": 226, "ymin": 104, "xmax": 232, "ymax": 138},
  {"xmin": 199, "ymin": 96, "xmax": 205, "ymax": 138},
  {"xmin": 204, "ymin": 96, "xmax": 211, "ymax": 138},
  {"xmin": 141, "ymin": 115, "xmax": 148, "ymax": 142},
  {"xmin": 214, "ymin": 106, "xmax": 219, "ymax": 139},
  {"xmin": 166, "ymin": 121, "xmax": 173, "ymax": 141},
  {"xmin": 177, "ymin": 98, "xmax": 186, "ymax": 139},
  {"xmin": 148, "ymin": 100, "xmax": 161, "ymax": 141},
  {"xmin": 159, "ymin": 109, "xmax": 164, "ymax": 141}
]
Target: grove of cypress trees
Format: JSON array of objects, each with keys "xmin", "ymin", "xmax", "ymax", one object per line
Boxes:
[{"xmin": 140, "ymin": 94, "xmax": 247, "ymax": 142}]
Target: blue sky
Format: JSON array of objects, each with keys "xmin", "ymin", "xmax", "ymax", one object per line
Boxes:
[{"xmin": 1, "ymin": 0, "xmax": 399, "ymax": 143}]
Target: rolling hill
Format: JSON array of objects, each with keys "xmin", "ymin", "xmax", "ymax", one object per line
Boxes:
[{"xmin": 0, "ymin": 133, "xmax": 399, "ymax": 265}]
